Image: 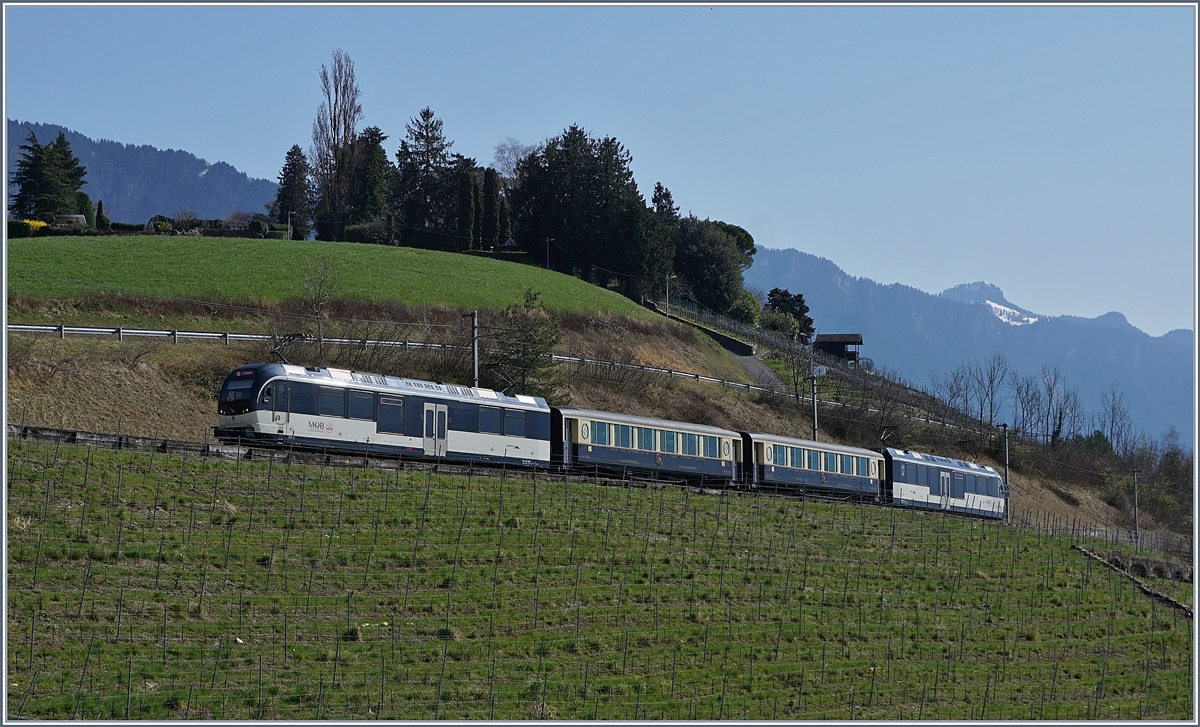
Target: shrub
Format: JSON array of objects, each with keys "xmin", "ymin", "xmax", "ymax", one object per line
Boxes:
[
  {"xmin": 266, "ymin": 230, "xmax": 288, "ymax": 239},
  {"xmin": 7, "ymin": 220, "xmax": 32, "ymax": 238},
  {"xmin": 728, "ymin": 288, "xmax": 762, "ymax": 325},
  {"xmin": 109, "ymin": 222, "xmax": 144, "ymax": 232},
  {"xmin": 249, "ymin": 219, "xmax": 270, "ymax": 237}
]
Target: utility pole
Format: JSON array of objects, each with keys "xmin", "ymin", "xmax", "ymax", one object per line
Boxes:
[
  {"xmin": 287, "ymin": 211, "xmax": 292, "ymax": 241},
  {"xmin": 545, "ymin": 238, "xmax": 554, "ymax": 270},
  {"xmin": 471, "ymin": 311, "xmax": 479, "ymax": 388},
  {"xmin": 810, "ymin": 374, "xmax": 818, "ymax": 441},
  {"xmin": 665, "ymin": 274, "xmax": 677, "ymax": 318},
  {"xmin": 1001, "ymin": 424, "xmax": 1011, "ymax": 523},
  {"xmin": 1132, "ymin": 468, "xmax": 1140, "ymax": 545}
]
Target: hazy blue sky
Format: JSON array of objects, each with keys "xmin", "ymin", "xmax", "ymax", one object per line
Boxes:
[{"xmin": 5, "ymin": 4, "xmax": 1195, "ymax": 336}]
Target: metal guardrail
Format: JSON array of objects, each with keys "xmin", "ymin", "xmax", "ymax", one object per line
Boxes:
[{"xmin": 8, "ymin": 323, "xmax": 953, "ymax": 427}]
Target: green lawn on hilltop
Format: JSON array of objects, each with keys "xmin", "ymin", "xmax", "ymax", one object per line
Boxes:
[{"xmin": 7, "ymin": 237, "xmax": 649, "ymax": 316}]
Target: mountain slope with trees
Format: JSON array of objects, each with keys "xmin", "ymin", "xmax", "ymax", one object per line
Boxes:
[
  {"xmin": 6, "ymin": 119, "xmax": 277, "ymax": 223},
  {"xmin": 745, "ymin": 246, "xmax": 1194, "ymax": 446}
]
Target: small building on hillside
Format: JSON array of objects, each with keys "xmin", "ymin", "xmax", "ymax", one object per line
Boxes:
[
  {"xmin": 814, "ymin": 333, "xmax": 863, "ymax": 364},
  {"xmin": 54, "ymin": 214, "xmax": 87, "ymax": 228}
]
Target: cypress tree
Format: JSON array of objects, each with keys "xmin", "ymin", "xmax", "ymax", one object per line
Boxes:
[
  {"xmin": 457, "ymin": 170, "xmax": 475, "ymax": 251},
  {"xmin": 482, "ymin": 167, "xmax": 500, "ymax": 250},
  {"xmin": 95, "ymin": 199, "xmax": 111, "ymax": 230},
  {"xmin": 498, "ymin": 196, "xmax": 511, "ymax": 244},
  {"xmin": 472, "ymin": 176, "xmax": 483, "ymax": 250}
]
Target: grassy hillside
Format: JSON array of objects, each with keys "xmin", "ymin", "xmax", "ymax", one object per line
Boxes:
[
  {"xmin": 6, "ymin": 438, "xmax": 1192, "ymax": 720},
  {"xmin": 7, "ymin": 237, "xmax": 650, "ymax": 317}
]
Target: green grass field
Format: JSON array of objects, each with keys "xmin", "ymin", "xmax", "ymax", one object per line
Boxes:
[
  {"xmin": 7, "ymin": 237, "xmax": 649, "ymax": 316},
  {"xmin": 6, "ymin": 438, "xmax": 1192, "ymax": 720}
]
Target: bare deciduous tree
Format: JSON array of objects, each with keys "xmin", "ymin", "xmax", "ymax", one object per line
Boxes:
[
  {"xmin": 310, "ymin": 49, "xmax": 362, "ymax": 240},
  {"xmin": 1099, "ymin": 382, "xmax": 1133, "ymax": 457},
  {"xmin": 302, "ymin": 255, "xmax": 340, "ymax": 360},
  {"xmin": 1008, "ymin": 370, "xmax": 1042, "ymax": 437},
  {"xmin": 492, "ymin": 137, "xmax": 535, "ymax": 182}
]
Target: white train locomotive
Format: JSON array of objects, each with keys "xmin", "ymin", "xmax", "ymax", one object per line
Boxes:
[{"xmin": 216, "ymin": 362, "xmax": 1006, "ymax": 519}]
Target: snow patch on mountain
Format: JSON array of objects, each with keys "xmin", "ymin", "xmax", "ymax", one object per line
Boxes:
[
  {"xmin": 985, "ymin": 300, "xmax": 1038, "ymax": 326},
  {"xmin": 940, "ymin": 281, "xmax": 1040, "ymax": 326}
]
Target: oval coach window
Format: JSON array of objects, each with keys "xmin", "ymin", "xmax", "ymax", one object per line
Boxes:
[
  {"xmin": 723, "ymin": 441, "xmax": 730, "ymax": 457},
  {"xmin": 765, "ymin": 446, "xmax": 772, "ymax": 462},
  {"xmin": 580, "ymin": 422, "xmax": 590, "ymax": 440}
]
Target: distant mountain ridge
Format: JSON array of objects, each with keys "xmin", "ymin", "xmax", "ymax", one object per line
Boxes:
[
  {"xmin": 745, "ymin": 247, "xmax": 1194, "ymax": 444},
  {"xmin": 6, "ymin": 119, "xmax": 277, "ymax": 224}
]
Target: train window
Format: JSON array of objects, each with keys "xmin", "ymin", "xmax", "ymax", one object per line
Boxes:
[
  {"xmin": 504, "ymin": 409, "xmax": 526, "ymax": 438},
  {"xmin": 659, "ymin": 430, "xmax": 676, "ymax": 453},
  {"xmin": 964, "ymin": 475, "xmax": 976, "ymax": 495},
  {"xmin": 591, "ymin": 421, "xmax": 609, "ymax": 446},
  {"xmin": 855, "ymin": 457, "xmax": 867, "ymax": 476},
  {"xmin": 318, "ymin": 387, "xmax": 345, "ymax": 417},
  {"xmin": 773, "ymin": 444, "xmax": 788, "ymax": 466},
  {"xmin": 704, "ymin": 437, "xmax": 720, "ymax": 458},
  {"xmin": 348, "ymin": 390, "xmax": 373, "ymax": 420},
  {"xmin": 637, "ymin": 427, "xmax": 655, "ymax": 450},
  {"xmin": 988, "ymin": 477, "xmax": 1000, "ymax": 497},
  {"xmin": 479, "ymin": 406, "xmax": 503, "ymax": 434},
  {"xmin": 839, "ymin": 454, "xmax": 852, "ymax": 474},
  {"xmin": 952, "ymin": 473, "xmax": 965, "ymax": 499},
  {"xmin": 437, "ymin": 410, "xmax": 447, "ymax": 439},
  {"xmin": 527, "ymin": 411, "xmax": 550, "ymax": 441},
  {"xmin": 377, "ymin": 397, "xmax": 404, "ymax": 434},
  {"xmin": 425, "ymin": 410, "xmax": 435, "ymax": 438},
  {"xmin": 807, "ymin": 449, "xmax": 821, "ymax": 470},
  {"xmin": 448, "ymin": 401, "xmax": 479, "ymax": 432},
  {"xmin": 290, "ymin": 382, "xmax": 318, "ymax": 415},
  {"xmin": 615, "ymin": 425, "xmax": 632, "ymax": 448},
  {"xmin": 222, "ymin": 378, "xmax": 254, "ymax": 401},
  {"xmin": 929, "ymin": 472, "xmax": 940, "ymax": 496},
  {"xmin": 823, "ymin": 452, "xmax": 837, "ymax": 472},
  {"xmin": 682, "ymin": 433, "xmax": 699, "ymax": 456}
]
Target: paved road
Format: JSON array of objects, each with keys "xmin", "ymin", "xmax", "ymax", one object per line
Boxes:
[{"xmin": 735, "ymin": 354, "xmax": 788, "ymax": 390}]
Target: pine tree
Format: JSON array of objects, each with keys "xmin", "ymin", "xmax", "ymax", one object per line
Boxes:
[
  {"xmin": 273, "ymin": 145, "xmax": 314, "ymax": 240},
  {"xmin": 393, "ymin": 107, "xmax": 456, "ymax": 247},
  {"xmin": 349, "ymin": 126, "xmax": 391, "ymax": 223},
  {"xmin": 8, "ymin": 130, "xmax": 87, "ymax": 221}
]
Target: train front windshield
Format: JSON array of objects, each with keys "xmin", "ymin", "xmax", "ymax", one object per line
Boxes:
[{"xmin": 218, "ymin": 374, "xmax": 260, "ymax": 415}]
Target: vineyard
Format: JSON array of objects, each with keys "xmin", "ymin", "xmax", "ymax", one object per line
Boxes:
[{"xmin": 5, "ymin": 436, "xmax": 1193, "ymax": 720}]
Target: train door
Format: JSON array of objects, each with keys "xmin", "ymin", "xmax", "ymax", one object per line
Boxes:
[
  {"xmin": 423, "ymin": 403, "xmax": 448, "ymax": 457},
  {"xmin": 939, "ymin": 471, "xmax": 951, "ymax": 510},
  {"xmin": 268, "ymin": 381, "xmax": 289, "ymax": 431}
]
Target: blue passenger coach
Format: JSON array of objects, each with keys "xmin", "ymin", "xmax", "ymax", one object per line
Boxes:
[
  {"xmin": 740, "ymin": 432, "xmax": 884, "ymax": 497},
  {"xmin": 216, "ymin": 363, "xmax": 550, "ymax": 466},
  {"xmin": 884, "ymin": 448, "xmax": 1006, "ymax": 519},
  {"xmin": 551, "ymin": 407, "xmax": 740, "ymax": 482}
]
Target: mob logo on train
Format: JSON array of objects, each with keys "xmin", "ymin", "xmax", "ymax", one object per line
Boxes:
[{"xmin": 309, "ymin": 421, "xmax": 334, "ymax": 431}]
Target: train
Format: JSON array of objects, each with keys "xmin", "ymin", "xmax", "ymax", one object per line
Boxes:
[{"xmin": 216, "ymin": 362, "xmax": 1007, "ymax": 519}]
